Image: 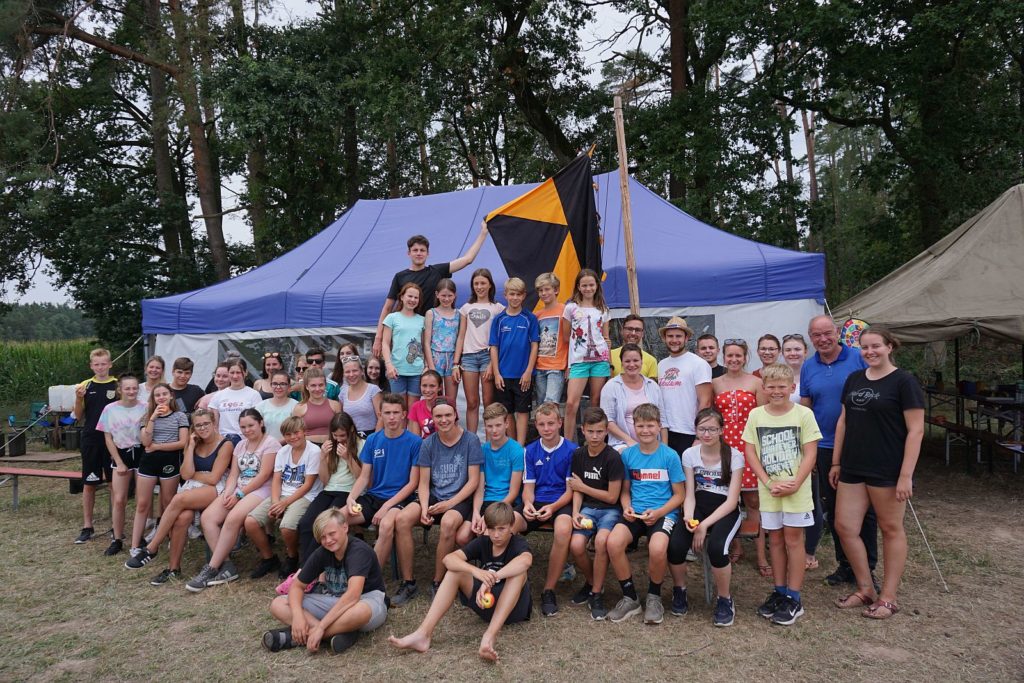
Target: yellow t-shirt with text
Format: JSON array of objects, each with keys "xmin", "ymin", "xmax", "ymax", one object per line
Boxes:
[{"xmin": 741, "ymin": 403, "xmax": 821, "ymax": 513}]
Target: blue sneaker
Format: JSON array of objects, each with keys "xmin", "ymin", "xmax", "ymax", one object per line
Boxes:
[
  {"xmin": 671, "ymin": 587, "xmax": 688, "ymax": 616},
  {"xmin": 713, "ymin": 596, "xmax": 735, "ymax": 627}
]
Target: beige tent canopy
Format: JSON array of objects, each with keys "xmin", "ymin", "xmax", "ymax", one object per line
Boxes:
[{"xmin": 835, "ymin": 184, "xmax": 1024, "ymax": 344}]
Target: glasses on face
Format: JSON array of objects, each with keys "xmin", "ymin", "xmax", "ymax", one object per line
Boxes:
[
  {"xmin": 308, "ymin": 358, "xmax": 325, "ymax": 365},
  {"xmin": 697, "ymin": 427, "xmax": 721, "ymax": 435},
  {"xmin": 296, "ymin": 366, "xmax": 308, "ymax": 373},
  {"xmin": 270, "ymin": 382, "xmax": 289, "ymax": 388},
  {"xmin": 622, "ymin": 326, "xmax": 644, "ymax": 334},
  {"xmin": 782, "ymin": 334, "xmax": 804, "ymax": 342},
  {"xmin": 194, "ymin": 421, "xmax": 213, "ymax": 429},
  {"xmin": 263, "ymin": 352, "xmax": 281, "ymax": 359},
  {"xmin": 758, "ymin": 346, "xmax": 779, "ymax": 353}
]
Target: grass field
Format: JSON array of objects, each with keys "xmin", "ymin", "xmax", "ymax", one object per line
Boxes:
[{"xmin": 1, "ymin": 440, "xmax": 1022, "ymax": 682}]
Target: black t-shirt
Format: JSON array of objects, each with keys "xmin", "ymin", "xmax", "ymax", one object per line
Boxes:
[
  {"xmin": 570, "ymin": 445, "xmax": 625, "ymax": 510},
  {"xmin": 297, "ymin": 537, "xmax": 386, "ymax": 597},
  {"xmin": 387, "ymin": 263, "xmax": 453, "ymax": 316},
  {"xmin": 462, "ymin": 534, "xmax": 530, "ymax": 573},
  {"xmin": 171, "ymin": 384, "xmax": 206, "ymax": 414},
  {"xmin": 711, "ymin": 365, "xmax": 726, "ymax": 379},
  {"xmin": 81, "ymin": 377, "xmax": 119, "ymax": 434},
  {"xmin": 840, "ymin": 368, "xmax": 925, "ymax": 479}
]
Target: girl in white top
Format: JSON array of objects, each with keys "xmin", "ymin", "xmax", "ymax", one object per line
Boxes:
[
  {"xmin": 562, "ymin": 268, "xmax": 611, "ymax": 441},
  {"xmin": 137, "ymin": 355, "xmax": 165, "ymax": 404},
  {"xmin": 209, "ymin": 360, "xmax": 263, "ymax": 442},
  {"xmin": 257, "ymin": 370, "xmax": 299, "ymax": 443},
  {"xmin": 337, "ymin": 355, "xmax": 382, "ymax": 436},
  {"xmin": 453, "ymin": 268, "xmax": 505, "ymax": 434},
  {"xmin": 96, "ymin": 374, "xmax": 146, "ymax": 554}
]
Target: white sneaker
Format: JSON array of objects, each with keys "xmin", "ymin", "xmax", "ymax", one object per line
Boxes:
[
  {"xmin": 187, "ymin": 525, "xmax": 203, "ymax": 540},
  {"xmin": 129, "ymin": 546, "xmax": 144, "ymax": 558}
]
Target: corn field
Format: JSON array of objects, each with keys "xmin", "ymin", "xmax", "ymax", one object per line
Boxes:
[{"xmin": 0, "ymin": 340, "xmax": 137, "ymax": 409}]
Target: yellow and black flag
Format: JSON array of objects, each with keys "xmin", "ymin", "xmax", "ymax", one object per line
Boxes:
[{"xmin": 485, "ymin": 150, "xmax": 602, "ymax": 310}]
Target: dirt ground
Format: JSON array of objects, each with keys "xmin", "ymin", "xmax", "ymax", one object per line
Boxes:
[{"xmin": 1, "ymin": 438, "xmax": 1022, "ymax": 682}]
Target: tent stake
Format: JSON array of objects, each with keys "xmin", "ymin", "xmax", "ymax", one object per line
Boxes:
[{"xmin": 613, "ymin": 94, "xmax": 640, "ymax": 316}]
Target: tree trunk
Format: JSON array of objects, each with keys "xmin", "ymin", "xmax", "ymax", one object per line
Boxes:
[
  {"xmin": 778, "ymin": 102, "xmax": 799, "ymax": 247},
  {"xmin": 667, "ymin": 0, "xmax": 689, "ymax": 203},
  {"xmin": 387, "ymin": 137, "xmax": 400, "ymax": 198},
  {"xmin": 801, "ymin": 107, "xmax": 818, "ymax": 204},
  {"xmin": 167, "ymin": 0, "xmax": 230, "ymax": 280},
  {"xmin": 343, "ymin": 103, "xmax": 360, "ymax": 207},
  {"xmin": 194, "ymin": 0, "xmax": 222, "ymax": 217}
]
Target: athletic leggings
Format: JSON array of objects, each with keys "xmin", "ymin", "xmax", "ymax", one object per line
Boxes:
[
  {"xmin": 298, "ymin": 489, "xmax": 350, "ymax": 564},
  {"xmin": 668, "ymin": 491, "xmax": 741, "ymax": 569}
]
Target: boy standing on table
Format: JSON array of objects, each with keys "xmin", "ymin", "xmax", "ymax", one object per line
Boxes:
[{"xmin": 74, "ymin": 348, "xmax": 119, "ymax": 545}]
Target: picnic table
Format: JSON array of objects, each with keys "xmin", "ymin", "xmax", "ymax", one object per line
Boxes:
[{"xmin": 925, "ymin": 388, "xmax": 1024, "ymax": 471}]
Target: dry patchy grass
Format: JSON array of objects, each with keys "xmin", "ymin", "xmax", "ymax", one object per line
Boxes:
[{"xmin": 1, "ymin": 441, "xmax": 1022, "ymax": 682}]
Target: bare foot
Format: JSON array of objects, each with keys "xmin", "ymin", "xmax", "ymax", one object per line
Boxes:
[
  {"xmin": 478, "ymin": 635, "xmax": 499, "ymax": 662},
  {"xmin": 388, "ymin": 632, "xmax": 431, "ymax": 653}
]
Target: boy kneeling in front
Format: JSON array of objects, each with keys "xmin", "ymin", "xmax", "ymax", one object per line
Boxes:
[
  {"xmin": 389, "ymin": 502, "xmax": 532, "ymax": 662},
  {"xmin": 262, "ymin": 509, "xmax": 387, "ymax": 655}
]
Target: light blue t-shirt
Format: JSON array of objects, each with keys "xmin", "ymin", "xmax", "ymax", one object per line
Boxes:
[
  {"xmin": 383, "ymin": 311, "xmax": 426, "ymax": 376},
  {"xmin": 361, "ymin": 429, "xmax": 422, "ymax": 500},
  {"xmin": 483, "ymin": 438, "xmax": 525, "ymax": 502},
  {"xmin": 417, "ymin": 429, "xmax": 484, "ymax": 500},
  {"xmin": 620, "ymin": 443, "xmax": 685, "ymax": 521}
]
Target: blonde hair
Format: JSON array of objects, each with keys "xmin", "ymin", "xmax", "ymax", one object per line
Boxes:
[
  {"xmin": 534, "ymin": 272, "xmax": 560, "ymax": 290},
  {"xmin": 280, "ymin": 416, "xmax": 306, "ymax": 436},
  {"xmin": 535, "ymin": 402, "xmax": 562, "ymax": 419},
  {"xmin": 483, "ymin": 403, "xmax": 509, "ymax": 421},
  {"xmin": 300, "ymin": 367, "xmax": 327, "ymax": 403},
  {"xmin": 760, "ymin": 363, "xmax": 795, "ymax": 383},
  {"xmin": 504, "ymin": 277, "xmax": 526, "ymax": 294},
  {"xmin": 483, "ymin": 502, "xmax": 515, "ymax": 528},
  {"xmin": 312, "ymin": 508, "xmax": 348, "ymax": 542},
  {"xmin": 90, "ymin": 348, "xmax": 111, "ymax": 361},
  {"xmin": 632, "ymin": 403, "xmax": 661, "ymax": 425}
]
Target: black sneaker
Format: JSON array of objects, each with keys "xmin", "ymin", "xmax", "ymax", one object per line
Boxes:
[
  {"xmin": 589, "ymin": 592, "xmax": 608, "ymax": 620},
  {"xmin": 713, "ymin": 596, "xmax": 735, "ymax": 627},
  {"xmin": 329, "ymin": 632, "xmax": 359, "ymax": 654},
  {"xmin": 150, "ymin": 568, "xmax": 180, "ymax": 586},
  {"xmin": 541, "ymin": 589, "xmax": 559, "ymax": 617},
  {"xmin": 757, "ymin": 590, "xmax": 787, "ymax": 619},
  {"xmin": 262, "ymin": 627, "xmax": 295, "ymax": 652},
  {"xmin": 125, "ymin": 548, "xmax": 157, "ymax": 569},
  {"xmin": 74, "ymin": 527, "xmax": 94, "ymax": 544},
  {"xmin": 250, "ymin": 555, "xmax": 281, "ymax": 579},
  {"xmin": 571, "ymin": 583, "xmax": 593, "ymax": 605},
  {"xmin": 104, "ymin": 539, "xmax": 124, "ymax": 556},
  {"xmin": 391, "ymin": 581, "xmax": 418, "ymax": 607},
  {"xmin": 428, "ymin": 581, "xmax": 441, "ymax": 600},
  {"xmin": 278, "ymin": 555, "xmax": 298, "ymax": 580},
  {"xmin": 671, "ymin": 587, "xmax": 688, "ymax": 616},
  {"xmin": 824, "ymin": 565, "xmax": 855, "ymax": 586},
  {"xmin": 770, "ymin": 595, "xmax": 805, "ymax": 626}
]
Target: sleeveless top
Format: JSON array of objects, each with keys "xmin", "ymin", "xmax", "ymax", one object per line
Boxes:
[
  {"xmin": 429, "ymin": 308, "xmax": 460, "ymax": 353},
  {"xmin": 193, "ymin": 437, "xmax": 231, "ymax": 473},
  {"xmin": 302, "ymin": 399, "xmax": 335, "ymax": 436}
]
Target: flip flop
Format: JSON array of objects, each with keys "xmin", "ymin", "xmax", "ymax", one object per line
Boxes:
[
  {"xmin": 835, "ymin": 591, "xmax": 875, "ymax": 609},
  {"xmin": 863, "ymin": 600, "xmax": 900, "ymax": 619},
  {"xmin": 757, "ymin": 564, "xmax": 773, "ymax": 578}
]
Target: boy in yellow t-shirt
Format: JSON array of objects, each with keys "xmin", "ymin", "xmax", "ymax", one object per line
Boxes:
[{"xmin": 741, "ymin": 363, "xmax": 821, "ymax": 626}]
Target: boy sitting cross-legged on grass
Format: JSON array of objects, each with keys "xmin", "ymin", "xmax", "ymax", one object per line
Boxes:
[
  {"xmin": 567, "ymin": 407, "xmax": 624, "ymax": 620},
  {"xmin": 605, "ymin": 403, "xmax": 686, "ymax": 625},
  {"xmin": 389, "ymin": 502, "xmax": 532, "ymax": 663},
  {"xmin": 742, "ymin": 363, "xmax": 822, "ymax": 626},
  {"xmin": 521, "ymin": 401, "xmax": 577, "ymax": 617},
  {"xmin": 262, "ymin": 509, "xmax": 387, "ymax": 655}
]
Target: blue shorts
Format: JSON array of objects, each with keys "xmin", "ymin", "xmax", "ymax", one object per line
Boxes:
[
  {"xmin": 389, "ymin": 375, "xmax": 422, "ymax": 397},
  {"xmin": 432, "ymin": 350, "xmax": 455, "ymax": 377},
  {"xmin": 568, "ymin": 360, "xmax": 611, "ymax": 380},
  {"xmin": 573, "ymin": 506, "xmax": 621, "ymax": 537},
  {"xmin": 534, "ymin": 369, "xmax": 565, "ymax": 404},
  {"xmin": 460, "ymin": 350, "xmax": 490, "ymax": 373}
]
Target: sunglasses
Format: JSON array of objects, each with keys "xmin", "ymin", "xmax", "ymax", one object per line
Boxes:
[
  {"xmin": 783, "ymin": 334, "xmax": 805, "ymax": 341},
  {"xmin": 263, "ymin": 352, "xmax": 281, "ymax": 359},
  {"xmin": 296, "ymin": 366, "xmax": 309, "ymax": 373},
  {"xmin": 308, "ymin": 358, "xmax": 325, "ymax": 365},
  {"xmin": 723, "ymin": 339, "xmax": 747, "ymax": 347},
  {"xmin": 340, "ymin": 355, "xmax": 361, "ymax": 364}
]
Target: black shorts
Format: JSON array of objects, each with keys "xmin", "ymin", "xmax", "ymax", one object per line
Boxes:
[
  {"xmin": 116, "ymin": 445, "xmax": 144, "ymax": 470},
  {"xmin": 667, "ymin": 431, "xmax": 695, "ymax": 456},
  {"xmin": 523, "ymin": 502, "xmax": 571, "ymax": 534},
  {"xmin": 496, "ymin": 382, "xmax": 532, "ymax": 414},
  {"xmin": 137, "ymin": 450, "xmax": 182, "ymax": 479},
  {"xmin": 81, "ymin": 433, "xmax": 110, "ymax": 486},
  {"xmin": 356, "ymin": 493, "xmax": 412, "ymax": 523},
  {"xmin": 619, "ymin": 516, "xmax": 677, "ymax": 543},
  {"xmin": 459, "ymin": 577, "xmax": 532, "ymax": 624},
  {"xmin": 418, "ymin": 495, "xmax": 473, "ymax": 525},
  {"xmin": 839, "ymin": 470, "xmax": 899, "ymax": 488}
]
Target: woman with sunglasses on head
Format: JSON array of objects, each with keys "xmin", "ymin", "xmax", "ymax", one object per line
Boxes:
[
  {"xmin": 291, "ymin": 367, "xmax": 341, "ymax": 445},
  {"xmin": 783, "ymin": 333, "xmax": 821, "ymax": 570},
  {"xmin": 338, "ymin": 355, "xmax": 383, "ymax": 437},
  {"xmin": 752, "ymin": 334, "xmax": 781, "ymax": 378},
  {"xmin": 257, "ymin": 371, "xmax": 299, "ymax": 443},
  {"xmin": 254, "ymin": 352, "xmax": 285, "ymax": 398},
  {"xmin": 711, "ymin": 339, "xmax": 769, "ymax": 575},
  {"xmin": 330, "ymin": 343, "xmax": 360, "ymax": 386},
  {"xmin": 125, "ymin": 408, "xmax": 234, "ymax": 584}
]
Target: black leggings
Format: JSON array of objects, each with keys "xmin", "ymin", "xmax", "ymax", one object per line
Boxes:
[
  {"xmin": 667, "ymin": 493, "xmax": 741, "ymax": 569},
  {"xmin": 298, "ymin": 490, "xmax": 350, "ymax": 564}
]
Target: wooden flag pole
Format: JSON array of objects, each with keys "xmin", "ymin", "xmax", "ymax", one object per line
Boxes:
[{"xmin": 613, "ymin": 94, "xmax": 640, "ymax": 315}]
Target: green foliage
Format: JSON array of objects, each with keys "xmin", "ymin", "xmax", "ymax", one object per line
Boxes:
[
  {"xmin": 0, "ymin": 339, "xmax": 95, "ymax": 407},
  {"xmin": 0, "ymin": 304, "xmax": 95, "ymax": 341}
]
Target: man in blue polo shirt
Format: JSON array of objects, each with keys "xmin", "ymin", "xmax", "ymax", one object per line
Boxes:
[{"xmin": 800, "ymin": 315, "xmax": 877, "ymax": 587}]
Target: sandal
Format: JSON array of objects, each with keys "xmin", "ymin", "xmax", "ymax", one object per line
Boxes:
[
  {"xmin": 757, "ymin": 564, "xmax": 773, "ymax": 578},
  {"xmin": 805, "ymin": 556, "xmax": 819, "ymax": 570},
  {"xmin": 835, "ymin": 591, "xmax": 875, "ymax": 609},
  {"xmin": 863, "ymin": 600, "xmax": 899, "ymax": 619},
  {"xmin": 729, "ymin": 550, "xmax": 743, "ymax": 564}
]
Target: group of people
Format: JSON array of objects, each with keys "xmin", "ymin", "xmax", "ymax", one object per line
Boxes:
[{"xmin": 68, "ymin": 226, "xmax": 925, "ymax": 660}]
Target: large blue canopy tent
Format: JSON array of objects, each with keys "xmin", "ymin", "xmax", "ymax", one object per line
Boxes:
[{"xmin": 143, "ymin": 172, "xmax": 825, "ymax": 382}]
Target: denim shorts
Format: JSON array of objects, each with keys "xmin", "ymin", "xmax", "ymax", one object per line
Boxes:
[
  {"xmin": 534, "ymin": 369, "xmax": 565, "ymax": 404},
  {"xmin": 460, "ymin": 350, "xmax": 491, "ymax": 373},
  {"xmin": 389, "ymin": 374, "xmax": 422, "ymax": 397},
  {"xmin": 568, "ymin": 360, "xmax": 611, "ymax": 380},
  {"xmin": 573, "ymin": 506, "xmax": 621, "ymax": 537}
]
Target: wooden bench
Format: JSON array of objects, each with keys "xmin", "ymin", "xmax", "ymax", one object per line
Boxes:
[{"xmin": 0, "ymin": 466, "xmax": 108, "ymax": 512}]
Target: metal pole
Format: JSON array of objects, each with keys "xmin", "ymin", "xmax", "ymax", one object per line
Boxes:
[{"xmin": 613, "ymin": 94, "xmax": 640, "ymax": 316}]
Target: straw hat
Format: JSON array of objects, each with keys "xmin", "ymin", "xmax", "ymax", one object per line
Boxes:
[{"xmin": 658, "ymin": 316, "xmax": 694, "ymax": 339}]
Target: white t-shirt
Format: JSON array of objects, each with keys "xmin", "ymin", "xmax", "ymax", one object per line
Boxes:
[
  {"xmin": 681, "ymin": 444, "xmax": 746, "ymax": 497},
  {"xmin": 562, "ymin": 302, "xmax": 610, "ymax": 365},
  {"xmin": 275, "ymin": 440, "xmax": 324, "ymax": 501},
  {"xmin": 658, "ymin": 352, "xmax": 712, "ymax": 434},
  {"xmin": 209, "ymin": 386, "xmax": 263, "ymax": 437},
  {"xmin": 459, "ymin": 302, "xmax": 505, "ymax": 354}
]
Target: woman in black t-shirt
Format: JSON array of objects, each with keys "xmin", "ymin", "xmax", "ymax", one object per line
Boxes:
[{"xmin": 830, "ymin": 327, "xmax": 924, "ymax": 619}]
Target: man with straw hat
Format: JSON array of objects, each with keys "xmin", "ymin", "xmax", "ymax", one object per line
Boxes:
[{"xmin": 656, "ymin": 317, "xmax": 712, "ymax": 455}]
